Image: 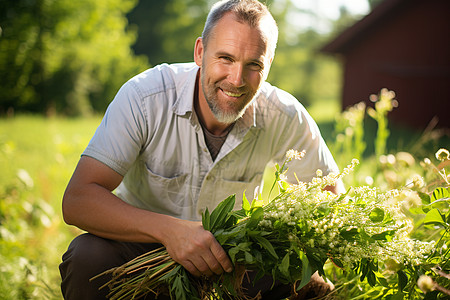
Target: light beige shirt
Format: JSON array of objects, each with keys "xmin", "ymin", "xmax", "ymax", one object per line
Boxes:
[{"xmin": 83, "ymin": 63, "xmax": 339, "ymax": 221}]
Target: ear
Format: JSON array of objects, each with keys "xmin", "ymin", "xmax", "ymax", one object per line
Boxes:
[{"xmin": 194, "ymin": 37, "xmax": 204, "ymax": 67}]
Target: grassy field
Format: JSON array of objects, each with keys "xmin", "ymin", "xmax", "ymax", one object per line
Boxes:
[{"xmin": 0, "ymin": 115, "xmax": 102, "ymax": 299}]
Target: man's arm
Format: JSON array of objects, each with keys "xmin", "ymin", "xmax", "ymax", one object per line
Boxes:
[{"xmin": 62, "ymin": 156, "xmax": 233, "ymax": 277}]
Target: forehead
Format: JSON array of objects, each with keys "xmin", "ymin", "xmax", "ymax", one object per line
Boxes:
[{"xmin": 207, "ymin": 13, "xmax": 269, "ymax": 60}]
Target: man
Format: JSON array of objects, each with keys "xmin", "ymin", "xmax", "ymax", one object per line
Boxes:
[{"xmin": 59, "ymin": 0, "xmax": 345, "ymax": 299}]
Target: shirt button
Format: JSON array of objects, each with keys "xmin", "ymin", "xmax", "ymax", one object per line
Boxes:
[{"xmin": 203, "ymin": 148, "xmax": 208, "ymax": 152}]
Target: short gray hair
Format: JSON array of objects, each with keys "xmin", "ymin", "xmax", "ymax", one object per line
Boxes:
[{"xmin": 202, "ymin": 0, "xmax": 278, "ymax": 57}]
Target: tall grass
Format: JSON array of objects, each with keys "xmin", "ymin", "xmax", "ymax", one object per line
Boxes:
[{"xmin": 0, "ymin": 115, "xmax": 101, "ymax": 299}]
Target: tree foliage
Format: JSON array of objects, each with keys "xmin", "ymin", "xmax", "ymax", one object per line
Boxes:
[
  {"xmin": 127, "ymin": 0, "xmax": 212, "ymax": 65},
  {"xmin": 0, "ymin": 0, "xmax": 148, "ymax": 116}
]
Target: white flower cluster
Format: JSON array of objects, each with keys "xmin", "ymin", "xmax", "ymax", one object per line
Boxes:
[
  {"xmin": 257, "ymin": 161, "xmax": 433, "ymax": 269},
  {"xmin": 286, "ymin": 149, "xmax": 306, "ymax": 161}
]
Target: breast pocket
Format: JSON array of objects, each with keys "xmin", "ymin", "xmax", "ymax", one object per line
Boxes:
[
  {"xmin": 214, "ymin": 172, "xmax": 264, "ymax": 210},
  {"xmin": 144, "ymin": 165, "xmax": 192, "ymax": 215}
]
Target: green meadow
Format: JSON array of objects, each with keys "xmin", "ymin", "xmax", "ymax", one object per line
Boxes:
[{"xmin": 0, "ymin": 115, "xmax": 101, "ymax": 299}]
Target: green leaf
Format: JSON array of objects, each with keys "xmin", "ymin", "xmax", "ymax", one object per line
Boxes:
[
  {"xmin": 367, "ymin": 269, "xmax": 377, "ymax": 286},
  {"xmin": 431, "ymin": 187, "xmax": 449, "ymax": 202},
  {"xmin": 330, "ymin": 257, "xmax": 344, "ymax": 269},
  {"xmin": 340, "ymin": 227, "xmax": 359, "ymax": 241},
  {"xmin": 209, "ymin": 195, "xmax": 236, "ymax": 232},
  {"xmin": 278, "ymin": 180, "xmax": 289, "ymax": 193},
  {"xmin": 244, "ymin": 251, "xmax": 255, "ymax": 264},
  {"xmin": 306, "ymin": 252, "xmax": 325, "ymax": 276},
  {"xmin": 390, "ymin": 291, "xmax": 405, "ymax": 300},
  {"xmin": 246, "ymin": 207, "xmax": 264, "ymax": 229},
  {"xmin": 360, "ymin": 228, "xmax": 375, "ymax": 243},
  {"xmin": 297, "ymin": 251, "xmax": 312, "ymax": 291},
  {"xmin": 359, "ymin": 259, "xmax": 369, "ymax": 282},
  {"xmin": 377, "ymin": 275, "xmax": 389, "ymax": 287},
  {"xmin": 202, "ymin": 207, "xmax": 211, "ymax": 231},
  {"xmin": 418, "ymin": 191, "xmax": 431, "ymax": 205},
  {"xmin": 397, "ymin": 270, "xmax": 408, "ymax": 291},
  {"xmin": 423, "ymin": 208, "xmax": 446, "ymax": 227},
  {"xmin": 242, "ymin": 192, "xmax": 251, "ymax": 213},
  {"xmin": 369, "ymin": 207, "xmax": 385, "ymax": 223},
  {"xmin": 253, "ymin": 235, "xmax": 278, "ymax": 259},
  {"xmin": 316, "ymin": 203, "xmax": 331, "ymax": 217},
  {"xmin": 228, "ymin": 242, "xmax": 252, "ymax": 263},
  {"xmin": 279, "ymin": 253, "xmax": 290, "ymax": 279},
  {"xmin": 229, "ymin": 208, "xmax": 247, "ymax": 220},
  {"xmin": 371, "ymin": 230, "xmax": 396, "ymax": 241},
  {"xmin": 250, "ymin": 198, "xmax": 264, "ymax": 209}
]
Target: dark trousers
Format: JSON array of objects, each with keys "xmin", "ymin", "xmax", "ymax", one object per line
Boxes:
[{"xmin": 59, "ymin": 233, "xmax": 291, "ymax": 299}]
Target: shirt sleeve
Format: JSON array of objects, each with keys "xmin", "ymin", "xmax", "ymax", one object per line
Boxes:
[
  {"xmin": 82, "ymin": 81, "xmax": 148, "ymax": 176},
  {"xmin": 269, "ymin": 93, "xmax": 339, "ymax": 183}
]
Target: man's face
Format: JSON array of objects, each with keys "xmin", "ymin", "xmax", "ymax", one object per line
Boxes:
[{"xmin": 194, "ymin": 13, "xmax": 273, "ymax": 124}]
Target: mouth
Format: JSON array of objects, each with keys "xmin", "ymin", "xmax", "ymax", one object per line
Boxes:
[{"xmin": 221, "ymin": 88, "xmax": 245, "ymax": 98}]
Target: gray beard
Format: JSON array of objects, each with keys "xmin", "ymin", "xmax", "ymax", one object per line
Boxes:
[
  {"xmin": 201, "ymin": 77, "xmax": 253, "ymax": 124},
  {"xmin": 205, "ymin": 96, "xmax": 247, "ymax": 124}
]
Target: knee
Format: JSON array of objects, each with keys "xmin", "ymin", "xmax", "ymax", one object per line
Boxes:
[{"xmin": 61, "ymin": 233, "xmax": 121, "ymax": 277}]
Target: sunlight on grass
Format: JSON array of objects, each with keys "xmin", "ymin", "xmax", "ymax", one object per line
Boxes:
[
  {"xmin": 307, "ymin": 98, "xmax": 340, "ymax": 124},
  {"xmin": 0, "ymin": 115, "xmax": 101, "ymax": 299}
]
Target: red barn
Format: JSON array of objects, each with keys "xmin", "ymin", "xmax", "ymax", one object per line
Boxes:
[{"xmin": 320, "ymin": 0, "xmax": 450, "ymax": 129}]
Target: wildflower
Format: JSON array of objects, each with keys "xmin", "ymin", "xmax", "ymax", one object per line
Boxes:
[
  {"xmin": 365, "ymin": 176, "xmax": 374, "ymax": 185},
  {"xmin": 396, "ymin": 151, "xmax": 415, "ymax": 166},
  {"xmin": 286, "ymin": 149, "xmax": 305, "ymax": 161},
  {"xmin": 411, "ymin": 175, "xmax": 424, "ymax": 189},
  {"xmin": 17, "ymin": 169, "xmax": 34, "ymax": 188},
  {"xmin": 435, "ymin": 148, "xmax": 450, "ymax": 161},
  {"xmin": 417, "ymin": 275, "xmax": 435, "ymax": 293}
]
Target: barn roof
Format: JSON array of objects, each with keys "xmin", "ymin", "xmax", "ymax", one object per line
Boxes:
[{"xmin": 320, "ymin": 0, "xmax": 414, "ymax": 54}]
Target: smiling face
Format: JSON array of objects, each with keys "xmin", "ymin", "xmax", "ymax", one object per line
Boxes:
[{"xmin": 194, "ymin": 12, "xmax": 273, "ymax": 127}]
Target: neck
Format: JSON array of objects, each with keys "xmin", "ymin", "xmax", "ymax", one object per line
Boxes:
[{"xmin": 194, "ymin": 70, "xmax": 234, "ymax": 136}]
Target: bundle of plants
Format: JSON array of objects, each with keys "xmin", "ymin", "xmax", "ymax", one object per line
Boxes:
[{"xmin": 93, "ymin": 150, "xmax": 434, "ymax": 300}]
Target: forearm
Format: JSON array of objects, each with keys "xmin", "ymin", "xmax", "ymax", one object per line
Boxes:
[{"xmin": 62, "ymin": 182, "xmax": 176, "ymax": 244}]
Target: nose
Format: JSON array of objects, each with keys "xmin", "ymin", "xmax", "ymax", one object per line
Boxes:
[{"xmin": 228, "ymin": 63, "xmax": 245, "ymax": 87}]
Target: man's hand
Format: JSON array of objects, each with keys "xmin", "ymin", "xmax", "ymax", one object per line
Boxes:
[{"xmin": 162, "ymin": 219, "xmax": 233, "ymax": 277}]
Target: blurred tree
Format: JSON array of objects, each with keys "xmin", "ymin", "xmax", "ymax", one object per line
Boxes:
[
  {"xmin": 127, "ymin": 0, "xmax": 211, "ymax": 65},
  {"xmin": 367, "ymin": 0, "xmax": 384, "ymax": 9},
  {"xmin": 0, "ymin": 0, "xmax": 148, "ymax": 116}
]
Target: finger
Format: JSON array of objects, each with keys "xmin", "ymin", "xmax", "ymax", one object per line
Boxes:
[
  {"xmin": 210, "ymin": 239, "xmax": 233, "ymax": 273},
  {"xmin": 189, "ymin": 255, "xmax": 215, "ymax": 277},
  {"xmin": 201, "ymin": 252, "xmax": 224, "ymax": 275},
  {"xmin": 182, "ymin": 260, "xmax": 202, "ymax": 277}
]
